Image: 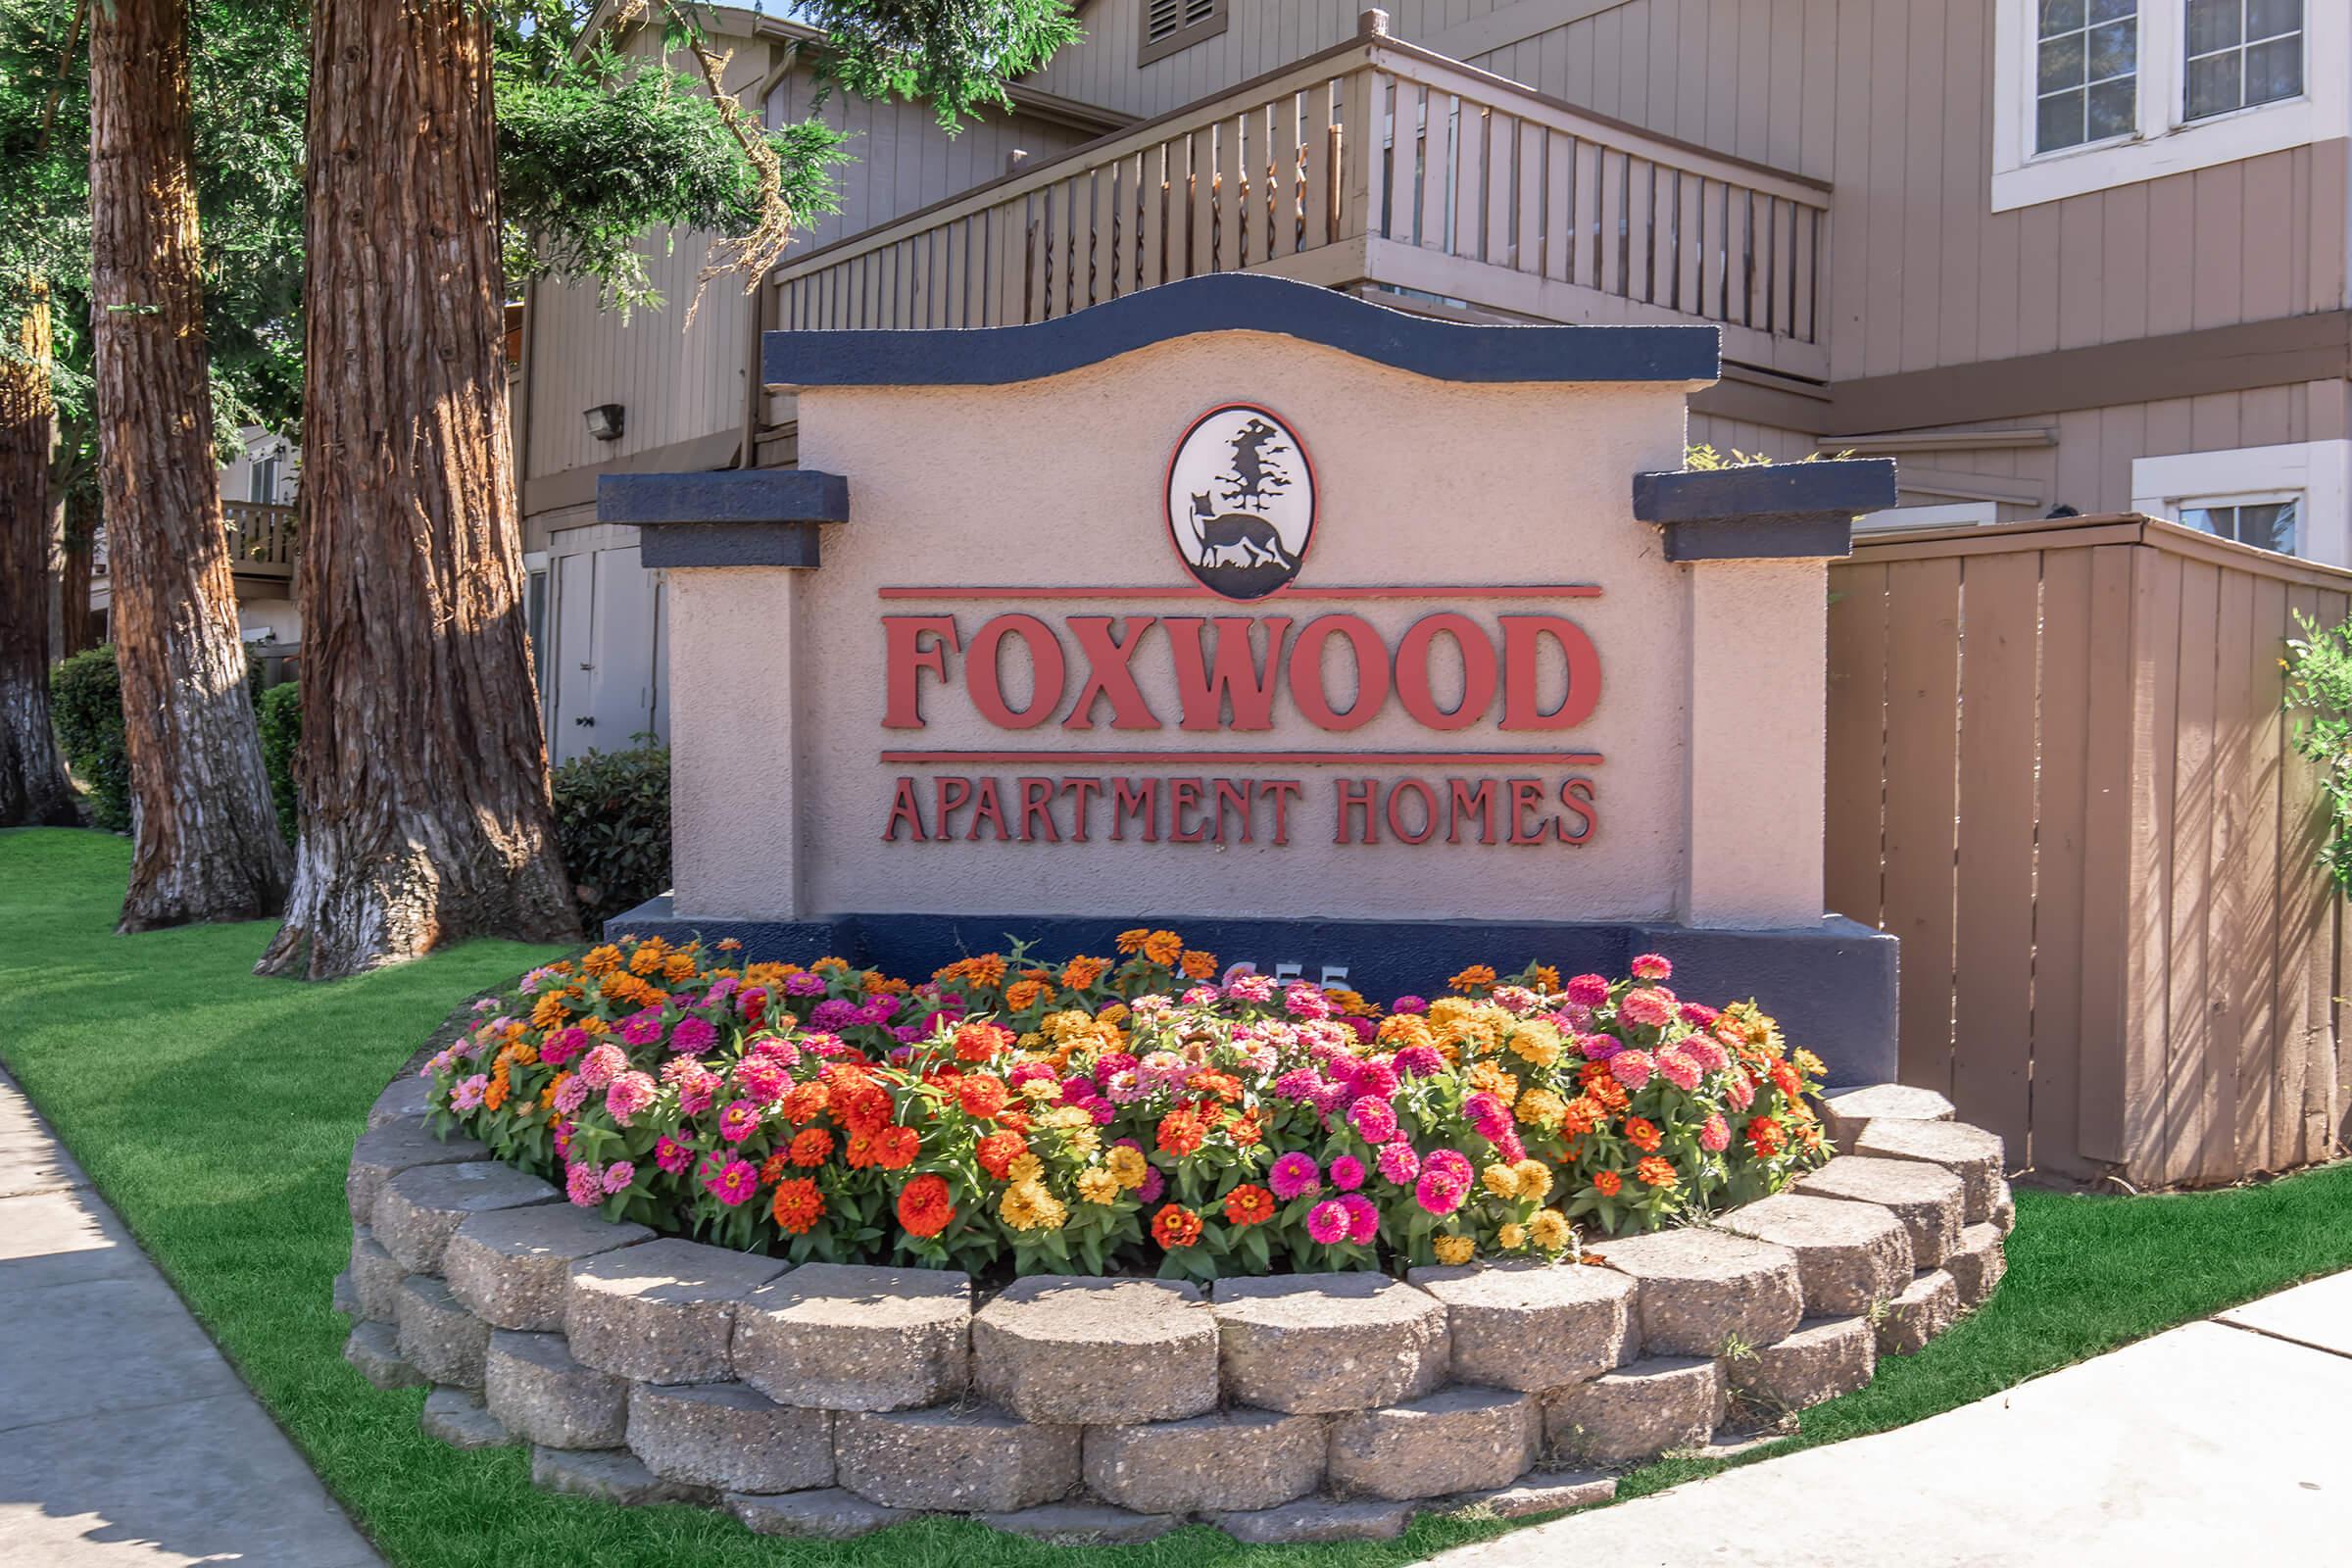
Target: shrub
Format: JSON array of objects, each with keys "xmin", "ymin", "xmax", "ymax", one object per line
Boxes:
[
  {"xmin": 256, "ymin": 682, "xmax": 301, "ymax": 842},
  {"xmin": 425, "ymin": 939, "xmax": 1831, "ymax": 1282},
  {"xmin": 2287, "ymin": 610, "xmax": 2352, "ymax": 896},
  {"xmin": 551, "ymin": 742, "xmax": 671, "ymax": 927},
  {"xmin": 49, "ymin": 645, "xmax": 130, "ymax": 831}
]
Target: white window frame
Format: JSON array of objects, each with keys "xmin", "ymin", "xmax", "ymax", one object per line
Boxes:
[
  {"xmin": 1856, "ymin": 501, "xmax": 2001, "ymax": 534},
  {"xmin": 1991, "ymin": 0, "xmax": 2346, "ymax": 212},
  {"xmin": 2132, "ymin": 440, "xmax": 2352, "ymax": 564}
]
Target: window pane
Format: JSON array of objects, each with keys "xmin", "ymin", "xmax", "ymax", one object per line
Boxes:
[
  {"xmin": 2185, "ymin": 51, "xmax": 2240, "ymax": 118},
  {"xmin": 2038, "ymin": 88, "xmax": 2086, "ymax": 152},
  {"xmin": 2244, "ymin": 36, "xmax": 2302, "ymax": 104},
  {"xmin": 2242, "ymin": 501, "xmax": 2297, "ymax": 554},
  {"xmin": 2089, "ymin": 0, "xmax": 2136, "ymax": 21},
  {"xmin": 2087, "ymin": 18, "xmax": 2136, "ymax": 79},
  {"xmin": 2247, "ymin": 0, "xmax": 2302, "ymax": 41},
  {"xmin": 2039, "ymin": 0, "xmax": 2086, "ymax": 37},
  {"xmin": 2086, "ymin": 76, "xmax": 2137, "ymax": 138},
  {"xmin": 2184, "ymin": 0, "xmax": 2240, "ymax": 56},
  {"xmin": 2039, "ymin": 32, "xmax": 2087, "ymax": 92},
  {"xmin": 2179, "ymin": 507, "xmax": 2226, "ymax": 537}
]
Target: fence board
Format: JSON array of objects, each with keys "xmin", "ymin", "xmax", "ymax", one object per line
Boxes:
[
  {"xmin": 2206, "ymin": 567, "xmax": 2267, "ymax": 1178},
  {"xmin": 1824, "ymin": 561, "xmax": 1887, "ymax": 927},
  {"xmin": 1951, "ymin": 551, "xmax": 2040, "ymax": 1158},
  {"xmin": 2075, "ymin": 543, "xmax": 2139, "ymax": 1167},
  {"xmin": 2033, "ymin": 547, "xmax": 2096, "ymax": 1180},
  {"xmin": 2162, "ymin": 560, "xmax": 2220, "ymax": 1186},
  {"xmin": 1880, "ymin": 558, "xmax": 1964, "ymax": 1098}
]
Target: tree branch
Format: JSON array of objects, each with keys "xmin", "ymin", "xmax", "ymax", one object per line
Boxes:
[{"xmin": 34, "ymin": 0, "xmax": 88, "ymax": 155}]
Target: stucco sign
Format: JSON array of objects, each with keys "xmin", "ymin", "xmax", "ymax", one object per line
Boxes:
[{"xmin": 599, "ymin": 273, "xmax": 1901, "ymax": 1081}]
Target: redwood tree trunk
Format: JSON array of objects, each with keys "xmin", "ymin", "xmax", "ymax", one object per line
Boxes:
[
  {"xmin": 0, "ymin": 282, "xmax": 78, "ymax": 827},
  {"xmin": 58, "ymin": 482, "xmax": 100, "ymax": 659},
  {"xmin": 257, "ymin": 0, "xmax": 579, "ymax": 979},
  {"xmin": 89, "ymin": 0, "xmax": 292, "ymax": 926}
]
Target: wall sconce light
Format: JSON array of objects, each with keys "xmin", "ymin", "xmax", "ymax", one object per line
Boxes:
[{"xmin": 585, "ymin": 404, "xmax": 625, "ymax": 442}]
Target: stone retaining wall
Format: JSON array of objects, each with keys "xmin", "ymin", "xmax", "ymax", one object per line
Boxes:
[{"xmin": 338, "ymin": 1078, "xmax": 2011, "ymax": 1544}]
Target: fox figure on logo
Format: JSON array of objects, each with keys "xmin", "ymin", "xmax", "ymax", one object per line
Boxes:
[{"xmin": 1189, "ymin": 493, "xmax": 1292, "ymax": 569}]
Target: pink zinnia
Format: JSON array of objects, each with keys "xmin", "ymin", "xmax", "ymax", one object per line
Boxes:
[
  {"xmin": 1655, "ymin": 1049, "xmax": 1703, "ymax": 1092},
  {"xmin": 1391, "ymin": 1044, "xmax": 1446, "ymax": 1077},
  {"xmin": 1284, "ymin": 983, "xmax": 1332, "ymax": 1020},
  {"xmin": 553, "ymin": 1074, "xmax": 592, "ymax": 1114},
  {"xmin": 1330, "ymin": 1154, "xmax": 1367, "ymax": 1192},
  {"xmin": 738, "ymin": 1060, "xmax": 788, "ymax": 1103},
  {"xmin": 1699, "ymin": 1113, "xmax": 1732, "ymax": 1152},
  {"xmin": 1390, "ymin": 995, "xmax": 1429, "ymax": 1014},
  {"xmin": 1348, "ymin": 1059, "xmax": 1400, "ymax": 1102},
  {"xmin": 620, "ymin": 1010, "xmax": 665, "ymax": 1046},
  {"xmin": 1269, "ymin": 1152, "xmax": 1322, "ymax": 1200},
  {"xmin": 1377, "ymin": 1141, "xmax": 1421, "ymax": 1185},
  {"xmin": 1630, "ymin": 953, "xmax": 1673, "ymax": 981},
  {"xmin": 450, "ymin": 1073, "xmax": 488, "ymax": 1111},
  {"xmin": 1414, "ymin": 1168, "xmax": 1468, "ymax": 1216},
  {"xmin": 784, "ymin": 972, "xmax": 826, "ymax": 997},
  {"xmin": 1609, "ymin": 1050, "xmax": 1655, "ymax": 1091},
  {"xmin": 1618, "ymin": 989, "xmax": 1674, "ymax": 1030},
  {"xmin": 654, "ymin": 1135, "xmax": 693, "ymax": 1175},
  {"xmin": 1340, "ymin": 1192, "xmax": 1381, "ymax": 1244},
  {"xmin": 576, "ymin": 1043, "xmax": 626, "ymax": 1090},
  {"xmin": 602, "ymin": 1161, "xmax": 636, "ymax": 1195},
  {"xmin": 1581, "ymin": 1033, "xmax": 1625, "ymax": 1061},
  {"xmin": 1564, "ymin": 974, "xmax": 1611, "ymax": 1007},
  {"xmin": 539, "ymin": 1026, "xmax": 588, "ymax": 1067},
  {"xmin": 1727, "ymin": 1073, "xmax": 1756, "ymax": 1110},
  {"xmin": 1677, "ymin": 1002, "xmax": 1721, "ymax": 1029},
  {"xmin": 1305, "ymin": 1200, "xmax": 1350, "ymax": 1245},
  {"xmin": 564, "ymin": 1162, "xmax": 604, "ymax": 1207},
  {"xmin": 677, "ymin": 1068, "xmax": 719, "ymax": 1117},
  {"xmin": 706, "ymin": 1157, "xmax": 758, "ymax": 1206},
  {"xmin": 606, "ymin": 1071, "xmax": 658, "ymax": 1125},
  {"xmin": 1348, "ymin": 1097, "xmax": 1398, "ymax": 1144},
  {"xmin": 1225, "ymin": 972, "xmax": 1275, "ymax": 1004},
  {"xmin": 718, "ymin": 1099, "xmax": 761, "ymax": 1143},
  {"xmin": 669, "ymin": 1015, "xmax": 717, "ymax": 1054}
]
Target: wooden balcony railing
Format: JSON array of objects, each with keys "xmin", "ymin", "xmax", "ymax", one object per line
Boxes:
[
  {"xmin": 768, "ymin": 23, "xmax": 1830, "ymax": 386},
  {"xmin": 222, "ymin": 501, "xmax": 298, "ymax": 574}
]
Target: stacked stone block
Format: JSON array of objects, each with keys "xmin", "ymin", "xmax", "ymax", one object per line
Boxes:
[{"xmin": 341, "ymin": 1078, "xmax": 2013, "ymax": 1544}]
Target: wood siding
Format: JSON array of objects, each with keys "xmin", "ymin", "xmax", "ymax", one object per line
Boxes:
[
  {"xmin": 522, "ymin": 50, "xmax": 1092, "ymax": 490},
  {"xmin": 1826, "ymin": 514, "xmax": 2352, "ymax": 1186}
]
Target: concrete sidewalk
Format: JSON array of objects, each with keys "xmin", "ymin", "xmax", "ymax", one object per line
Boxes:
[
  {"xmin": 0, "ymin": 1068, "xmax": 383, "ymax": 1568},
  {"xmin": 1433, "ymin": 1272, "xmax": 2352, "ymax": 1568}
]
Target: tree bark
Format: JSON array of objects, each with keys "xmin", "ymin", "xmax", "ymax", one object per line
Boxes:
[
  {"xmin": 257, "ymin": 0, "xmax": 579, "ymax": 979},
  {"xmin": 57, "ymin": 480, "xmax": 100, "ymax": 659},
  {"xmin": 0, "ymin": 280, "xmax": 79, "ymax": 827},
  {"xmin": 89, "ymin": 0, "xmax": 292, "ymax": 925}
]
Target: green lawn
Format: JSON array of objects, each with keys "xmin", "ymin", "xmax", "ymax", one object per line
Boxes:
[{"xmin": 2, "ymin": 824, "xmax": 2349, "ymax": 1567}]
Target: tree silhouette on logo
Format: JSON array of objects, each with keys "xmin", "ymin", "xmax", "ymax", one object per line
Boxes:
[{"xmin": 1219, "ymin": 417, "xmax": 1294, "ymax": 513}]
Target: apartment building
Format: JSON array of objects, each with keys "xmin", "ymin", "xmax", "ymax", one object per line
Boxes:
[{"xmin": 517, "ymin": 0, "xmax": 2350, "ymax": 758}]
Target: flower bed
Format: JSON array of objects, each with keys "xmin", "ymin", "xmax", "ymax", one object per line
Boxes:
[{"xmin": 421, "ymin": 933, "xmax": 1834, "ymax": 1282}]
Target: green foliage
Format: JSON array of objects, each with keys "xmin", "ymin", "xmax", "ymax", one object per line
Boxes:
[
  {"xmin": 256, "ymin": 681, "xmax": 301, "ymax": 843},
  {"xmin": 2285, "ymin": 610, "xmax": 2352, "ymax": 897},
  {"xmin": 47, "ymin": 644, "xmax": 129, "ymax": 831},
  {"xmin": 551, "ymin": 741, "xmax": 671, "ymax": 926},
  {"xmin": 795, "ymin": 0, "xmax": 1084, "ymax": 128}
]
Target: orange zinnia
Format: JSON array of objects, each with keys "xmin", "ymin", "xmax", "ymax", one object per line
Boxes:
[
  {"xmin": 1592, "ymin": 1169, "xmax": 1623, "ymax": 1197},
  {"xmin": 897, "ymin": 1173, "xmax": 955, "ymax": 1239},
  {"xmin": 1223, "ymin": 1184, "xmax": 1275, "ymax": 1226},
  {"xmin": 1635, "ymin": 1155, "xmax": 1678, "ymax": 1189},
  {"xmin": 771, "ymin": 1178, "xmax": 825, "ymax": 1235},
  {"xmin": 1151, "ymin": 1202, "xmax": 1203, "ymax": 1250}
]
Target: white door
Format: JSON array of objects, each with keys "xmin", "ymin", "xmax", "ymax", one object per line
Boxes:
[
  {"xmin": 589, "ymin": 546, "xmax": 659, "ymax": 751},
  {"xmin": 551, "ymin": 552, "xmax": 598, "ymax": 763}
]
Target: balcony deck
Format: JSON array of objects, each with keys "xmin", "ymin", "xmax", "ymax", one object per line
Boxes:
[{"xmin": 765, "ymin": 24, "xmax": 1829, "ymax": 422}]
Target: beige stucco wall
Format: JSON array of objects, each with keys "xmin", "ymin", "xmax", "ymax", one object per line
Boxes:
[{"xmin": 666, "ymin": 325, "xmax": 1836, "ymax": 934}]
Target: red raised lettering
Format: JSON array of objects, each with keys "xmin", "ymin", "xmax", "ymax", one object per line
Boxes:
[
  {"xmin": 1446, "ymin": 777, "xmax": 1499, "ymax": 846},
  {"xmin": 1261, "ymin": 779, "xmax": 1303, "ymax": 845},
  {"xmin": 1016, "ymin": 776, "xmax": 1059, "ymax": 843},
  {"xmin": 1558, "ymin": 776, "xmax": 1598, "ymax": 844},
  {"xmin": 1164, "ymin": 616, "xmax": 1290, "ymax": 732},
  {"xmin": 1335, "ymin": 778, "xmax": 1379, "ymax": 845},
  {"xmin": 966, "ymin": 614, "xmax": 1068, "ymax": 729},
  {"xmin": 933, "ymin": 775, "xmax": 973, "ymax": 835},
  {"xmin": 1111, "ymin": 778, "xmax": 1159, "ymax": 843},
  {"xmin": 1385, "ymin": 777, "xmax": 1439, "ymax": 845},
  {"xmin": 1287, "ymin": 613, "xmax": 1391, "ymax": 731},
  {"xmin": 882, "ymin": 615, "xmax": 959, "ymax": 729},
  {"xmin": 1060, "ymin": 615, "xmax": 1161, "ymax": 731},
  {"xmin": 1059, "ymin": 776, "xmax": 1102, "ymax": 843},
  {"xmin": 1500, "ymin": 614, "xmax": 1602, "ymax": 731},
  {"xmin": 967, "ymin": 777, "xmax": 1011, "ymax": 841},
  {"xmin": 1396, "ymin": 612, "xmax": 1500, "ymax": 731},
  {"xmin": 1169, "ymin": 777, "xmax": 1208, "ymax": 843},
  {"xmin": 882, "ymin": 776, "xmax": 926, "ymax": 841},
  {"xmin": 1506, "ymin": 777, "xmax": 1549, "ymax": 845}
]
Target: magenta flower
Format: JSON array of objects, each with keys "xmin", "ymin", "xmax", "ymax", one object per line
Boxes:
[
  {"xmin": 1269, "ymin": 1152, "xmax": 1322, "ymax": 1200},
  {"xmin": 654, "ymin": 1135, "xmax": 694, "ymax": 1175},
  {"xmin": 677, "ymin": 1069, "xmax": 719, "ymax": 1117},
  {"xmin": 1340, "ymin": 1192, "xmax": 1381, "ymax": 1244},
  {"xmin": 1330, "ymin": 1154, "xmax": 1367, "ymax": 1192},
  {"xmin": 1224, "ymin": 971, "xmax": 1275, "ymax": 1004},
  {"xmin": 1630, "ymin": 953, "xmax": 1674, "ymax": 981},
  {"xmin": 1700, "ymin": 1113, "xmax": 1732, "ymax": 1152},
  {"xmin": 1283, "ymin": 983, "xmax": 1332, "ymax": 1020},
  {"xmin": 706, "ymin": 1157, "xmax": 758, "ymax": 1206},
  {"xmin": 1137, "ymin": 1166, "xmax": 1165, "ymax": 1204},
  {"xmin": 576, "ymin": 1043, "xmax": 626, "ymax": 1090},
  {"xmin": 1581, "ymin": 1033, "xmax": 1624, "ymax": 1061},
  {"xmin": 670, "ymin": 1015, "xmax": 718, "ymax": 1054},
  {"xmin": 450, "ymin": 1073, "xmax": 488, "ymax": 1112},
  {"xmin": 1348, "ymin": 1096, "xmax": 1398, "ymax": 1144},
  {"xmin": 1348, "ymin": 1058, "xmax": 1400, "ymax": 1101},
  {"xmin": 539, "ymin": 1026, "xmax": 588, "ymax": 1067},
  {"xmin": 718, "ymin": 1099, "xmax": 761, "ymax": 1143},
  {"xmin": 620, "ymin": 1010, "xmax": 665, "ymax": 1047},
  {"xmin": 1656, "ymin": 1048, "xmax": 1703, "ymax": 1092},
  {"xmin": 1305, "ymin": 1200, "xmax": 1350, "ymax": 1245},
  {"xmin": 738, "ymin": 1059, "xmax": 788, "ymax": 1102},
  {"xmin": 1414, "ymin": 1167, "xmax": 1468, "ymax": 1216},
  {"xmin": 1617, "ymin": 989, "xmax": 1674, "ymax": 1030},
  {"xmin": 1377, "ymin": 1141, "xmax": 1421, "ymax": 1185},
  {"xmin": 564, "ymin": 1162, "xmax": 604, "ymax": 1207},
  {"xmin": 1390, "ymin": 995, "xmax": 1429, "ymax": 1014},
  {"xmin": 1391, "ymin": 1044, "xmax": 1446, "ymax": 1077},
  {"xmin": 784, "ymin": 971, "xmax": 827, "ymax": 997},
  {"xmin": 602, "ymin": 1161, "xmax": 636, "ymax": 1195},
  {"xmin": 553, "ymin": 1074, "xmax": 591, "ymax": 1114},
  {"xmin": 1727, "ymin": 1073, "xmax": 1756, "ymax": 1111},
  {"xmin": 1564, "ymin": 974, "xmax": 1610, "ymax": 1007}
]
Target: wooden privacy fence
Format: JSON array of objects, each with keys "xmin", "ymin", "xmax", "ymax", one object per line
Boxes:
[
  {"xmin": 768, "ymin": 27, "xmax": 1828, "ymax": 380},
  {"xmin": 1825, "ymin": 514, "xmax": 2352, "ymax": 1189}
]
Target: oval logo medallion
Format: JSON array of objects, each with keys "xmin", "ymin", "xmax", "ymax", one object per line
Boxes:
[{"xmin": 1164, "ymin": 403, "xmax": 1315, "ymax": 600}]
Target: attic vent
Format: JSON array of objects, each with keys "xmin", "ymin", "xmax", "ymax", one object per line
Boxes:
[{"xmin": 1139, "ymin": 0, "xmax": 1226, "ymax": 65}]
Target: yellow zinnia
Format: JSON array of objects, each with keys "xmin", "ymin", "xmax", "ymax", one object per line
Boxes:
[
  {"xmin": 1433, "ymin": 1235, "xmax": 1476, "ymax": 1265},
  {"xmin": 1104, "ymin": 1145, "xmax": 1148, "ymax": 1190},
  {"xmin": 1513, "ymin": 1159, "xmax": 1555, "ymax": 1202},
  {"xmin": 1498, "ymin": 1221, "xmax": 1528, "ymax": 1250},
  {"xmin": 1076, "ymin": 1168, "xmax": 1121, "ymax": 1205},
  {"xmin": 1481, "ymin": 1163, "xmax": 1522, "ymax": 1200},
  {"xmin": 1530, "ymin": 1209, "xmax": 1572, "ymax": 1252}
]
